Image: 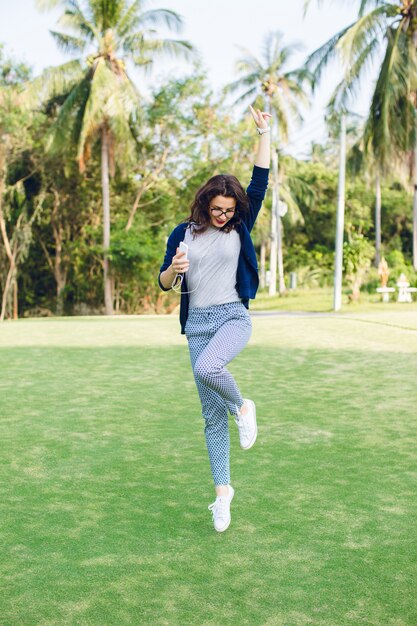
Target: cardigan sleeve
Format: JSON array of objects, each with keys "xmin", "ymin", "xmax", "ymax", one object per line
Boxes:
[
  {"xmin": 158, "ymin": 228, "xmax": 179, "ymax": 291},
  {"xmin": 158, "ymin": 223, "xmax": 188, "ymax": 291},
  {"xmin": 244, "ymin": 165, "xmax": 269, "ymax": 232}
]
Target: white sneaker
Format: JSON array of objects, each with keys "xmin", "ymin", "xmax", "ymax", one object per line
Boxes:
[
  {"xmin": 235, "ymin": 399, "xmax": 257, "ymax": 449},
  {"xmin": 208, "ymin": 485, "xmax": 235, "ymax": 532}
]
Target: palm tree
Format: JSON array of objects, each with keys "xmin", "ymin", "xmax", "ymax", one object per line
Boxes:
[
  {"xmin": 346, "ymin": 132, "xmax": 382, "ymax": 264},
  {"xmin": 251, "ymin": 154, "xmax": 308, "ymax": 289},
  {"xmin": 305, "ymin": 0, "xmax": 417, "ymax": 269},
  {"xmin": 35, "ymin": 0, "xmax": 193, "ymax": 314},
  {"xmin": 324, "ymin": 109, "xmax": 386, "ymax": 265},
  {"xmin": 226, "ymin": 31, "xmax": 310, "ymax": 295}
]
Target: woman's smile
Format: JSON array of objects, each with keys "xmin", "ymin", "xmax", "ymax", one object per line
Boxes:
[{"xmin": 209, "ymin": 194, "xmax": 237, "ymax": 228}]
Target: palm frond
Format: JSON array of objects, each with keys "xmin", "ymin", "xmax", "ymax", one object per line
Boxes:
[
  {"xmin": 125, "ymin": 35, "xmax": 195, "ymax": 67},
  {"xmin": 57, "ymin": 5, "xmax": 99, "ymax": 42},
  {"xmin": 47, "ymin": 73, "xmax": 91, "ymax": 154},
  {"xmin": 287, "ymin": 170, "xmax": 315, "ymax": 209},
  {"xmin": 36, "ymin": 0, "xmax": 64, "ymax": 10},
  {"xmin": 285, "ymin": 67, "xmax": 314, "ymax": 93},
  {"xmin": 328, "ymin": 35, "xmax": 380, "ymax": 110},
  {"xmin": 365, "ymin": 22, "xmax": 417, "ymax": 165},
  {"xmin": 226, "ymin": 31, "xmax": 310, "ymax": 134},
  {"xmin": 359, "ymin": 0, "xmax": 387, "ymax": 17},
  {"xmin": 278, "ymin": 182, "xmax": 305, "ymax": 225},
  {"xmin": 223, "ymin": 72, "xmax": 261, "ymax": 95},
  {"xmin": 115, "ymin": 0, "xmax": 141, "ymax": 36},
  {"xmin": 89, "ymin": 0, "xmax": 125, "ymax": 32},
  {"xmin": 233, "ymin": 46, "xmax": 264, "ymax": 75},
  {"xmin": 305, "ymin": 22, "xmax": 357, "ymax": 89},
  {"xmin": 346, "ymin": 137, "xmax": 368, "ymax": 177},
  {"xmin": 303, "ymin": 0, "xmax": 380, "ymax": 18},
  {"xmin": 228, "ymin": 86, "xmax": 260, "ymax": 106},
  {"xmin": 302, "ymin": 0, "xmax": 315, "ymax": 17},
  {"xmin": 24, "ymin": 59, "xmax": 85, "ymax": 109},
  {"xmin": 136, "ymin": 9, "xmax": 183, "ymax": 33},
  {"xmin": 271, "ymin": 90, "xmax": 290, "ymax": 142},
  {"xmin": 50, "ymin": 30, "xmax": 89, "ymax": 54},
  {"xmin": 262, "ymin": 31, "xmax": 283, "ymax": 67},
  {"xmin": 336, "ymin": 4, "xmax": 391, "ymax": 65},
  {"xmin": 276, "ymin": 42, "xmax": 305, "ymax": 70},
  {"xmin": 76, "ymin": 58, "xmax": 136, "ymax": 166},
  {"xmin": 281, "ymin": 75, "xmax": 311, "ymax": 105}
]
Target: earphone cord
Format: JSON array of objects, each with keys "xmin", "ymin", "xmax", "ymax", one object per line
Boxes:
[
  {"xmin": 171, "ymin": 257, "xmax": 202, "ymax": 294},
  {"xmin": 171, "ymin": 229, "xmax": 223, "ymax": 294}
]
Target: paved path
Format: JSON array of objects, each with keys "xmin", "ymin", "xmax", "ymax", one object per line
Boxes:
[{"xmin": 251, "ymin": 310, "xmax": 335, "ymax": 317}]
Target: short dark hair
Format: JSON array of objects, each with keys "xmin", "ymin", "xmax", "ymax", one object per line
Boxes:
[{"xmin": 186, "ymin": 174, "xmax": 249, "ymax": 234}]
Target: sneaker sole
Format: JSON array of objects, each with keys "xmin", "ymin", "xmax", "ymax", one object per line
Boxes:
[
  {"xmin": 240, "ymin": 400, "xmax": 257, "ymax": 450},
  {"xmin": 214, "ymin": 486, "xmax": 234, "ymax": 533},
  {"xmin": 216, "ymin": 519, "xmax": 231, "ymax": 532}
]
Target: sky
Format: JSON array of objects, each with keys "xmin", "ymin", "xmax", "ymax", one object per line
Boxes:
[{"xmin": 0, "ymin": 0, "xmax": 378, "ymax": 158}]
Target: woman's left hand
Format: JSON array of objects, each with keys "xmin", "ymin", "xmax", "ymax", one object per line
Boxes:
[{"xmin": 249, "ymin": 104, "xmax": 271, "ymax": 129}]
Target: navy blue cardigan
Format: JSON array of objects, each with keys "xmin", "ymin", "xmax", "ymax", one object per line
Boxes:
[{"xmin": 158, "ymin": 165, "xmax": 269, "ymax": 334}]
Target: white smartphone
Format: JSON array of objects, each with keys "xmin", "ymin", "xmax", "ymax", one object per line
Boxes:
[{"xmin": 179, "ymin": 241, "xmax": 189, "ymax": 259}]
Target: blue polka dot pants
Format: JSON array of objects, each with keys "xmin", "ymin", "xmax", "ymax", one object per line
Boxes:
[{"xmin": 185, "ymin": 301, "xmax": 252, "ymax": 486}]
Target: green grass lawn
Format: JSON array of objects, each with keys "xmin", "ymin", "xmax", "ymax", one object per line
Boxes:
[
  {"xmin": 1, "ymin": 311, "xmax": 416, "ymax": 625},
  {"xmin": 251, "ymin": 286, "xmax": 417, "ymax": 314}
]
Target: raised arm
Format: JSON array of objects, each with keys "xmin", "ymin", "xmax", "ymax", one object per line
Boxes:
[
  {"xmin": 242, "ymin": 106, "xmax": 271, "ymax": 232},
  {"xmin": 249, "ymin": 104, "xmax": 271, "ymax": 169}
]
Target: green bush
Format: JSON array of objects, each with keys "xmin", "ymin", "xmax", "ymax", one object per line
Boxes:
[
  {"xmin": 343, "ymin": 234, "xmax": 374, "ymax": 301},
  {"xmin": 361, "ymin": 267, "xmax": 380, "ymax": 294}
]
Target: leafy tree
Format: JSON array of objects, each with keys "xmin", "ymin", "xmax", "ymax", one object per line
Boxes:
[
  {"xmin": 305, "ymin": 0, "xmax": 417, "ymax": 269},
  {"xmin": 225, "ymin": 31, "xmax": 311, "ymax": 295},
  {"xmin": 108, "ymin": 71, "xmax": 261, "ymax": 312},
  {"xmin": 0, "ymin": 46, "xmax": 43, "ymax": 321},
  {"xmin": 343, "ymin": 232, "xmax": 374, "ymax": 301},
  {"xmin": 34, "ymin": 0, "xmax": 194, "ymax": 314},
  {"xmin": 0, "ymin": 44, "xmax": 31, "ymax": 86}
]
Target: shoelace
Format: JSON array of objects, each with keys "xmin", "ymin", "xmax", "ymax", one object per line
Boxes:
[
  {"xmin": 236, "ymin": 410, "xmax": 250, "ymax": 440},
  {"xmin": 208, "ymin": 496, "xmax": 228, "ymax": 521}
]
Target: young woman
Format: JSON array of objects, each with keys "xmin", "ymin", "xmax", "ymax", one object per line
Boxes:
[{"xmin": 159, "ymin": 105, "xmax": 271, "ymax": 532}]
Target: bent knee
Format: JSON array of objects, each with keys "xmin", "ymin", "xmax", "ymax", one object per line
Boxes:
[{"xmin": 194, "ymin": 361, "xmax": 220, "ymax": 384}]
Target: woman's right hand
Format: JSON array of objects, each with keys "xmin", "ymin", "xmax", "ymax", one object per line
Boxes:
[
  {"xmin": 172, "ymin": 248, "xmax": 190, "ymax": 273},
  {"xmin": 249, "ymin": 104, "xmax": 271, "ymax": 129}
]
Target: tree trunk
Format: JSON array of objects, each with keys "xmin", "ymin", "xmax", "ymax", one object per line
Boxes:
[
  {"xmin": 1, "ymin": 259, "xmax": 15, "ymax": 322},
  {"xmin": 260, "ymin": 240, "xmax": 266, "ymax": 288},
  {"xmin": 269, "ymin": 198, "xmax": 277, "ymax": 295},
  {"xmin": 114, "ymin": 277, "xmax": 119, "ymax": 313},
  {"xmin": 277, "ymin": 211, "xmax": 285, "ymax": 294},
  {"xmin": 413, "ymin": 29, "xmax": 417, "ymax": 270},
  {"xmin": 13, "ymin": 278, "xmax": 18, "ymax": 320},
  {"xmin": 0, "ymin": 153, "xmax": 43, "ymax": 321},
  {"xmin": 413, "ymin": 140, "xmax": 417, "ymax": 270},
  {"xmin": 267, "ymin": 96, "xmax": 285, "ymax": 296},
  {"xmin": 38, "ymin": 230, "xmax": 67, "ymax": 316},
  {"xmin": 333, "ymin": 114, "xmax": 346, "ymax": 312},
  {"xmin": 102, "ymin": 125, "xmax": 113, "ymax": 315},
  {"xmin": 51, "ymin": 189, "xmax": 67, "ymax": 316},
  {"xmin": 375, "ymin": 171, "xmax": 381, "ymax": 267},
  {"xmin": 125, "ymin": 147, "xmax": 169, "ymax": 231},
  {"xmin": 0, "ymin": 154, "xmax": 14, "ymax": 322},
  {"xmin": 268, "ymin": 96, "xmax": 278, "ymax": 296}
]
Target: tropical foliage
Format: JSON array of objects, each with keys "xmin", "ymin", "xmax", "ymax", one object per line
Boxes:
[
  {"xmin": 305, "ymin": 0, "xmax": 417, "ymax": 269},
  {"xmin": 226, "ymin": 31, "xmax": 310, "ymax": 294},
  {"xmin": 1, "ymin": 2, "xmax": 417, "ymax": 319},
  {"xmin": 33, "ymin": 0, "xmax": 193, "ymax": 314}
]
